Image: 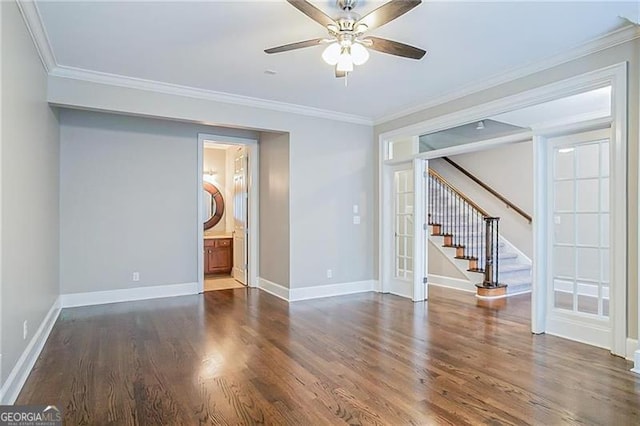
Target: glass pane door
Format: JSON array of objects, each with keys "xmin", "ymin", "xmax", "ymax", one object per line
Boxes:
[
  {"xmin": 395, "ymin": 169, "xmax": 414, "ymax": 280},
  {"xmin": 551, "ymin": 134, "xmax": 610, "ymax": 320}
]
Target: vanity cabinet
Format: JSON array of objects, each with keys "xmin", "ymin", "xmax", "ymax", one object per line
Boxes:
[{"xmin": 204, "ymin": 238, "xmax": 233, "ymax": 274}]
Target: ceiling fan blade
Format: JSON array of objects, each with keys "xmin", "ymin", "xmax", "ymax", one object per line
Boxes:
[
  {"xmin": 364, "ymin": 36, "xmax": 426, "ymax": 59},
  {"xmin": 286, "ymin": 0, "xmax": 337, "ymax": 28},
  {"xmin": 335, "ymin": 67, "xmax": 346, "ymax": 78},
  {"xmin": 355, "ymin": 0, "xmax": 421, "ymax": 32},
  {"xmin": 265, "ymin": 38, "xmax": 324, "ymax": 54}
]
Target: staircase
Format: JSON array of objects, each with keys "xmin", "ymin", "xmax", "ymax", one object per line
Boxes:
[{"xmin": 427, "ymin": 169, "xmax": 532, "ymax": 297}]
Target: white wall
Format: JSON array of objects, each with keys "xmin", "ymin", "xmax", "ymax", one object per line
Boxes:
[
  {"xmin": 59, "ymin": 109, "xmax": 259, "ymax": 294},
  {"xmin": 48, "ymin": 76, "xmax": 376, "ymax": 290},
  {"xmin": 431, "ymin": 140, "xmax": 533, "ymax": 258},
  {"xmin": 259, "ymin": 132, "xmax": 290, "ymax": 287},
  {"xmin": 1, "ymin": 1, "xmax": 60, "ymax": 385}
]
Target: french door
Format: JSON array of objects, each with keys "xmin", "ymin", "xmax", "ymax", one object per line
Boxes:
[{"xmin": 546, "ymin": 128, "xmax": 613, "ymax": 348}]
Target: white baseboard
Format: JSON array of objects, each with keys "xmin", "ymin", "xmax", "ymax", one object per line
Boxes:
[
  {"xmin": 61, "ymin": 282, "xmax": 199, "ymax": 308},
  {"xmin": 428, "ymin": 274, "xmax": 474, "ymax": 293},
  {"xmin": 386, "ymin": 280, "xmax": 413, "ymax": 299},
  {"xmin": 290, "ymin": 280, "xmax": 375, "ymax": 301},
  {"xmin": 0, "ymin": 297, "xmax": 61, "ymax": 405},
  {"xmin": 627, "ymin": 338, "xmax": 639, "ymax": 374},
  {"xmin": 632, "ymin": 349, "xmax": 640, "ymax": 375},
  {"xmin": 258, "ymin": 277, "xmax": 289, "ymax": 301},
  {"xmin": 258, "ymin": 278, "xmax": 377, "ymax": 302}
]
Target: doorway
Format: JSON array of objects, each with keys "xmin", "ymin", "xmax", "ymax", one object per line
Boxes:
[
  {"xmin": 378, "ymin": 63, "xmax": 627, "ymax": 357},
  {"xmin": 197, "ymin": 134, "xmax": 259, "ymax": 293}
]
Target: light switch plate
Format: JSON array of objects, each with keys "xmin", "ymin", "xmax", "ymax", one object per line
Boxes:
[{"xmin": 353, "ymin": 216, "xmax": 361, "ymax": 225}]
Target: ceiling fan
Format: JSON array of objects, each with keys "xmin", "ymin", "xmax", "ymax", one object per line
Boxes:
[{"xmin": 265, "ymin": 0, "xmax": 426, "ymax": 78}]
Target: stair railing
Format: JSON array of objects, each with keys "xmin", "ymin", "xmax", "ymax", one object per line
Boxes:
[{"xmin": 427, "ymin": 170, "xmax": 502, "ymax": 288}]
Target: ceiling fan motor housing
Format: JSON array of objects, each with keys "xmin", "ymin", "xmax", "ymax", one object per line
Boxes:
[{"xmin": 337, "ymin": 0, "xmax": 358, "ymax": 11}]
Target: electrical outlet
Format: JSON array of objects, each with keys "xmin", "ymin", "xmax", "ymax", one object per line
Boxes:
[
  {"xmin": 132, "ymin": 272, "xmax": 140, "ymax": 282},
  {"xmin": 326, "ymin": 269, "xmax": 333, "ymax": 279},
  {"xmin": 23, "ymin": 320, "xmax": 28, "ymax": 340}
]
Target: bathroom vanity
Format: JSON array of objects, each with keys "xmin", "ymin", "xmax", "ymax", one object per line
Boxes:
[{"xmin": 204, "ymin": 236, "xmax": 233, "ymax": 274}]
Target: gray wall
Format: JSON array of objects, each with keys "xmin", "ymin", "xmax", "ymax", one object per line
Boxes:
[
  {"xmin": 431, "ymin": 141, "xmax": 534, "ymax": 258},
  {"xmin": 59, "ymin": 109, "xmax": 258, "ymax": 294},
  {"xmin": 289, "ymin": 121, "xmax": 375, "ymax": 288},
  {"xmin": 48, "ymin": 76, "xmax": 376, "ymax": 290},
  {"xmin": 375, "ymin": 39, "xmax": 639, "ymax": 338},
  {"xmin": 1, "ymin": 1, "xmax": 60, "ymax": 384},
  {"xmin": 259, "ymin": 132, "xmax": 290, "ymax": 286}
]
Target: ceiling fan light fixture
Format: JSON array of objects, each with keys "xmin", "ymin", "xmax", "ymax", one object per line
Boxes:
[
  {"xmin": 336, "ymin": 49, "xmax": 354, "ymax": 72},
  {"xmin": 322, "ymin": 42, "xmax": 341, "ymax": 65},
  {"xmin": 355, "ymin": 23, "xmax": 368, "ymax": 33},
  {"xmin": 351, "ymin": 42, "xmax": 370, "ymax": 65}
]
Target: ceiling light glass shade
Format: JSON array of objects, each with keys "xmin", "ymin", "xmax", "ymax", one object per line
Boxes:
[
  {"xmin": 322, "ymin": 43, "xmax": 341, "ymax": 65},
  {"xmin": 336, "ymin": 50, "xmax": 354, "ymax": 72},
  {"xmin": 351, "ymin": 43, "xmax": 370, "ymax": 66}
]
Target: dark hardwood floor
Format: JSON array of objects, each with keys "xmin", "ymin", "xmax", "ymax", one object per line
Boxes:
[{"xmin": 18, "ymin": 286, "xmax": 639, "ymax": 425}]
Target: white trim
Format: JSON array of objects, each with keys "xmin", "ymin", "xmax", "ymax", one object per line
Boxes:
[
  {"xmin": 632, "ymin": 350, "xmax": 640, "ymax": 375},
  {"xmin": 546, "ymin": 314, "xmax": 610, "ymax": 350},
  {"xmin": 532, "ymin": 134, "xmax": 548, "ymax": 334},
  {"xmin": 197, "ymin": 134, "xmax": 259, "ymax": 293},
  {"xmin": 387, "ymin": 280, "xmax": 413, "ymax": 299},
  {"xmin": 258, "ymin": 278, "xmax": 289, "ymax": 301},
  {"xmin": 60, "ymin": 282, "xmax": 198, "ymax": 308},
  {"xmin": 197, "ymin": 136, "xmax": 205, "ymax": 292},
  {"xmin": 412, "ymin": 157, "xmax": 427, "ymax": 301},
  {"xmin": 428, "ymin": 274, "xmax": 474, "ymax": 293},
  {"xmin": 50, "ymin": 66, "xmax": 372, "ymax": 125},
  {"xmin": 0, "ymin": 297, "xmax": 61, "ymax": 404},
  {"xmin": 15, "ymin": 0, "xmax": 57, "ymax": 72},
  {"xmin": 374, "ymin": 25, "xmax": 640, "ymax": 125},
  {"xmin": 626, "ymin": 338, "xmax": 638, "ymax": 361},
  {"xmin": 289, "ymin": 280, "xmax": 376, "ymax": 302},
  {"xmin": 400, "ymin": 132, "xmax": 533, "ymax": 163},
  {"xmin": 553, "ymin": 281, "xmax": 610, "ymax": 299}
]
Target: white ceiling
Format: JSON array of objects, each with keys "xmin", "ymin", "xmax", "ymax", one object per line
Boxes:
[{"xmin": 36, "ymin": 1, "xmax": 638, "ymax": 121}]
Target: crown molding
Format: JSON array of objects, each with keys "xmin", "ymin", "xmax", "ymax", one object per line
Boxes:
[
  {"xmin": 15, "ymin": 0, "xmax": 57, "ymax": 72},
  {"xmin": 48, "ymin": 65, "xmax": 374, "ymax": 125},
  {"xmin": 374, "ymin": 23, "xmax": 640, "ymax": 126}
]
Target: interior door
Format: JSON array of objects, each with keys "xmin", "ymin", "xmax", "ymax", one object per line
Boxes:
[
  {"xmin": 232, "ymin": 146, "xmax": 248, "ymax": 284},
  {"xmin": 547, "ymin": 128, "xmax": 612, "ymax": 348},
  {"xmin": 383, "ymin": 162, "xmax": 415, "ymax": 297}
]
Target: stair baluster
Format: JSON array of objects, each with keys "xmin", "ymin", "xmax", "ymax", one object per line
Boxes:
[{"xmin": 427, "ymin": 170, "xmax": 506, "ymax": 296}]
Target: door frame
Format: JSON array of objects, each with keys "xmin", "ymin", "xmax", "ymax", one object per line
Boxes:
[
  {"xmin": 197, "ymin": 133, "xmax": 259, "ymax": 292},
  {"xmin": 378, "ymin": 62, "xmax": 628, "ymax": 357}
]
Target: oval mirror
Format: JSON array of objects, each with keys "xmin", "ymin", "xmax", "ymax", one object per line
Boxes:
[{"xmin": 203, "ymin": 182, "xmax": 224, "ymax": 230}]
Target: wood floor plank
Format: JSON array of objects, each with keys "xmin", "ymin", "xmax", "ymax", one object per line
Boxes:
[{"xmin": 16, "ymin": 286, "xmax": 640, "ymax": 425}]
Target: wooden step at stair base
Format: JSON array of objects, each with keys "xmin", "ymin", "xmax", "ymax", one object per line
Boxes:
[{"xmin": 475, "ymin": 283, "xmax": 508, "ymax": 299}]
